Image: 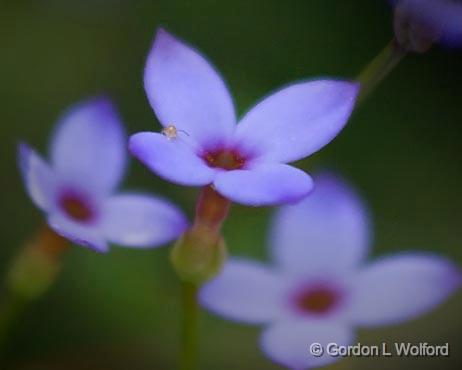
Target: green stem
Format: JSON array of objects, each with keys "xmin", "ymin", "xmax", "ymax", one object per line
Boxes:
[
  {"xmin": 180, "ymin": 282, "xmax": 199, "ymax": 370},
  {"xmin": 356, "ymin": 39, "xmax": 406, "ymax": 104},
  {"xmin": 174, "ymin": 186, "xmax": 230, "ymax": 370}
]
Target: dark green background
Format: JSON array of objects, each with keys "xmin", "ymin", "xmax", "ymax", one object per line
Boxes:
[{"xmin": 1, "ymin": 0, "xmax": 461, "ymax": 369}]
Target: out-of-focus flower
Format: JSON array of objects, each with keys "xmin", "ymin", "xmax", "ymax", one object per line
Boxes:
[
  {"xmin": 392, "ymin": 0, "xmax": 462, "ymax": 52},
  {"xmin": 19, "ymin": 98, "xmax": 187, "ymax": 252},
  {"xmin": 129, "ymin": 29, "xmax": 359, "ymax": 207},
  {"xmin": 200, "ymin": 174, "xmax": 461, "ymax": 369}
]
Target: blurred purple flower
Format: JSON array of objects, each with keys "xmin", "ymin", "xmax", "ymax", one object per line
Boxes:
[
  {"xmin": 129, "ymin": 29, "xmax": 359, "ymax": 206},
  {"xmin": 392, "ymin": 0, "xmax": 462, "ymax": 50},
  {"xmin": 19, "ymin": 98, "xmax": 188, "ymax": 252},
  {"xmin": 200, "ymin": 174, "xmax": 461, "ymax": 369}
]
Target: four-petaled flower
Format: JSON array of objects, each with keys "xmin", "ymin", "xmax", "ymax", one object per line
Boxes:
[
  {"xmin": 200, "ymin": 173, "xmax": 461, "ymax": 369},
  {"xmin": 392, "ymin": 0, "xmax": 462, "ymax": 51},
  {"xmin": 19, "ymin": 98, "xmax": 188, "ymax": 252},
  {"xmin": 129, "ymin": 29, "xmax": 359, "ymax": 206}
]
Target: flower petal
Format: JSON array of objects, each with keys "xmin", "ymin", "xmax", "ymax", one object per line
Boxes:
[
  {"xmin": 102, "ymin": 193, "xmax": 188, "ymax": 248},
  {"xmin": 213, "ymin": 164, "xmax": 313, "ymax": 206},
  {"xmin": 347, "ymin": 253, "xmax": 462, "ymax": 326},
  {"xmin": 271, "ymin": 173, "xmax": 371, "ymax": 276},
  {"xmin": 129, "ymin": 132, "xmax": 216, "ymax": 186},
  {"xmin": 18, "ymin": 143, "xmax": 57, "ymax": 212},
  {"xmin": 235, "ymin": 80, "xmax": 359, "ymax": 163},
  {"xmin": 200, "ymin": 259, "xmax": 287, "ymax": 324},
  {"xmin": 48, "ymin": 213, "xmax": 108, "ymax": 252},
  {"xmin": 50, "ymin": 97, "xmax": 126, "ymax": 194},
  {"xmin": 144, "ymin": 29, "xmax": 236, "ymax": 147},
  {"xmin": 261, "ymin": 320, "xmax": 354, "ymax": 370}
]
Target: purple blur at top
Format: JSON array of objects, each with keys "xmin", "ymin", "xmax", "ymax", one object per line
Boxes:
[
  {"xmin": 129, "ymin": 29, "xmax": 359, "ymax": 207},
  {"xmin": 393, "ymin": 0, "xmax": 462, "ymax": 49},
  {"xmin": 19, "ymin": 98, "xmax": 188, "ymax": 252},
  {"xmin": 200, "ymin": 173, "xmax": 461, "ymax": 370}
]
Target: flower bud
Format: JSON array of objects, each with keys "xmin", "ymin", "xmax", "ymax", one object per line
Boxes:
[
  {"xmin": 6, "ymin": 227, "xmax": 66, "ymax": 300},
  {"xmin": 170, "ymin": 225, "xmax": 227, "ymax": 285},
  {"xmin": 7, "ymin": 245, "xmax": 60, "ymax": 301},
  {"xmin": 394, "ymin": 1, "xmax": 439, "ymax": 53}
]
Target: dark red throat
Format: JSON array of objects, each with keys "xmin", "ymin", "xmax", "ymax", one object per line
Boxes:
[
  {"xmin": 295, "ymin": 286, "xmax": 339, "ymax": 315},
  {"xmin": 202, "ymin": 149, "xmax": 246, "ymax": 171},
  {"xmin": 59, "ymin": 193, "xmax": 95, "ymax": 223}
]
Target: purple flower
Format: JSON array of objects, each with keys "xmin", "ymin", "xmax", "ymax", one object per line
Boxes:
[
  {"xmin": 129, "ymin": 29, "xmax": 359, "ymax": 206},
  {"xmin": 392, "ymin": 0, "xmax": 462, "ymax": 50},
  {"xmin": 19, "ymin": 98, "xmax": 188, "ymax": 252},
  {"xmin": 200, "ymin": 174, "xmax": 461, "ymax": 369}
]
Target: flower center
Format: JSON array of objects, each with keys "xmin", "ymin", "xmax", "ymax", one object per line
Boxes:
[
  {"xmin": 294, "ymin": 286, "xmax": 339, "ymax": 315},
  {"xmin": 202, "ymin": 149, "xmax": 246, "ymax": 170},
  {"xmin": 59, "ymin": 192, "xmax": 95, "ymax": 223}
]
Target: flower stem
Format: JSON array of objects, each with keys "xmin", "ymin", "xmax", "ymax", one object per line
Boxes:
[
  {"xmin": 180, "ymin": 282, "xmax": 199, "ymax": 370},
  {"xmin": 0, "ymin": 226, "xmax": 67, "ymax": 354},
  {"xmin": 194, "ymin": 185, "xmax": 231, "ymax": 233},
  {"xmin": 356, "ymin": 39, "xmax": 406, "ymax": 104},
  {"xmin": 173, "ymin": 186, "xmax": 231, "ymax": 370}
]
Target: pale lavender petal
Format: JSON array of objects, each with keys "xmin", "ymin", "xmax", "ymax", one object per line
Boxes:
[
  {"xmin": 235, "ymin": 80, "xmax": 359, "ymax": 164},
  {"xmin": 48, "ymin": 213, "xmax": 108, "ymax": 252},
  {"xmin": 18, "ymin": 143, "xmax": 57, "ymax": 212},
  {"xmin": 144, "ymin": 29, "xmax": 236, "ymax": 147},
  {"xmin": 129, "ymin": 132, "xmax": 216, "ymax": 186},
  {"xmin": 200, "ymin": 259, "xmax": 288, "ymax": 324},
  {"xmin": 213, "ymin": 164, "xmax": 313, "ymax": 206},
  {"xmin": 346, "ymin": 253, "xmax": 461, "ymax": 326},
  {"xmin": 50, "ymin": 97, "xmax": 126, "ymax": 194},
  {"xmin": 271, "ymin": 173, "xmax": 371, "ymax": 276},
  {"xmin": 102, "ymin": 193, "xmax": 188, "ymax": 248},
  {"xmin": 261, "ymin": 320, "xmax": 354, "ymax": 370}
]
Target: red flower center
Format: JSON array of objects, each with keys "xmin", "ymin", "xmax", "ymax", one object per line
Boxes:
[
  {"xmin": 294, "ymin": 286, "xmax": 339, "ymax": 315},
  {"xmin": 59, "ymin": 193, "xmax": 95, "ymax": 223},
  {"xmin": 202, "ymin": 148, "xmax": 246, "ymax": 171}
]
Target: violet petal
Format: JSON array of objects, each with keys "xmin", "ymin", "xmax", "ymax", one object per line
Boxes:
[
  {"xmin": 260, "ymin": 320, "xmax": 354, "ymax": 370},
  {"xmin": 102, "ymin": 193, "xmax": 188, "ymax": 248},
  {"xmin": 145, "ymin": 29, "xmax": 236, "ymax": 147},
  {"xmin": 271, "ymin": 173, "xmax": 371, "ymax": 276},
  {"xmin": 18, "ymin": 143, "xmax": 57, "ymax": 212},
  {"xmin": 213, "ymin": 163, "xmax": 314, "ymax": 206},
  {"xmin": 235, "ymin": 80, "xmax": 359, "ymax": 163},
  {"xmin": 50, "ymin": 97, "xmax": 126, "ymax": 194},
  {"xmin": 347, "ymin": 253, "xmax": 462, "ymax": 326},
  {"xmin": 48, "ymin": 213, "xmax": 108, "ymax": 253},
  {"xmin": 129, "ymin": 132, "xmax": 216, "ymax": 186},
  {"xmin": 200, "ymin": 259, "xmax": 288, "ymax": 324}
]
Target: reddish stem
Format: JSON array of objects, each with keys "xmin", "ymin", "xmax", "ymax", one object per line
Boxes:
[
  {"xmin": 35, "ymin": 226, "xmax": 69, "ymax": 259},
  {"xmin": 193, "ymin": 186, "xmax": 230, "ymax": 233}
]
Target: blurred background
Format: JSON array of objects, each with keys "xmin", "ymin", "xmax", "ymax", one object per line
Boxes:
[{"xmin": 1, "ymin": 0, "xmax": 461, "ymax": 369}]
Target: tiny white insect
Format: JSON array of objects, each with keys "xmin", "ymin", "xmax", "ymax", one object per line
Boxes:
[{"xmin": 161, "ymin": 125, "xmax": 189, "ymax": 140}]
